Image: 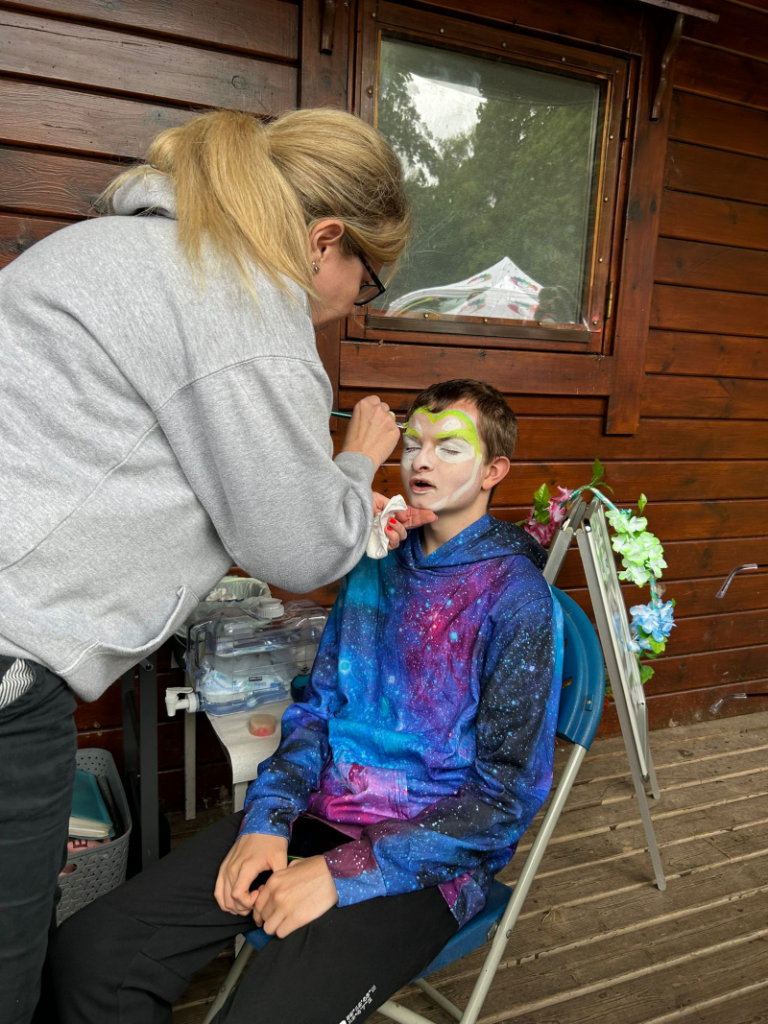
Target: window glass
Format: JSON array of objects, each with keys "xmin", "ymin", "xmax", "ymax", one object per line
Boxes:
[{"xmin": 377, "ymin": 38, "xmax": 602, "ymax": 326}]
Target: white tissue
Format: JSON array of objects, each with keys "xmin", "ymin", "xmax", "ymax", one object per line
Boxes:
[{"xmin": 366, "ymin": 495, "xmax": 408, "ymax": 560}]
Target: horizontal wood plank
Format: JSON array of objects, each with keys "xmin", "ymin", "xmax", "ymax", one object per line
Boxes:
[
  {"xmin": 670, "ymin": 90, "xmax": 768, "ymax": 158},
  {"xmin": 667, "ymin": 608, "xmax": 768, "ymax": 656},
  {"xmin": 564, "ymin": 571, "xmax": 768, "ymax": 622},
  {"xmin": 651, "ymin": 284, "xmax": 768, "ymax": 337},
  {"xmin": 0, "ymin": 79, "xmax": 199, "ymax": 157},
  {"xmin": 654, "ymin": 237, "xmax": 768, "ymax": 294},
  {"xmin": 646, "ymin": 644, "xmax": 768, "ymax": 695},
  {"xmin": 371, "ymin": 459, "xmax": 768, "ymax": 504},
  {"xmin": 0, "ymin": 211, "xmax": 73, "ymax": 267},
  {"xmin": 641, "ymin": 374, "xmax": 768, "ymax": 419},
  {"xmin": 601, "ymin": 678, "xmax": 768, "ymax": 734},
  {"xmin": 682, "ymin": 4, "xmax": 768, "ymax": 67},
  {"xmin": 0, "ymin": 10, "xmax": 297, "ymax": 113},
  {"xmin": 338, "ymin": 389, "xmax": 608, "ymax": 419},
  {"xmin": 416, "ymin": 0, "xmax": 645, "ymax": 54},
  {"xmin": 0, "ymin": 0, "xmax": 299, "ymax": 60},
  {"xmin": 340, "ymin": 342, "xmax": 614, "ymax": 396},
  {"xmin": 659, "ymin": 190, "xmax": 768, "ymax": 250},
  {"xmin": 0, "ymin": 145, "xmax": 122, "ymax": 217},
  {"xmin": 496, "ymin": 416, "xmax": 768, "ymax": 460},
  {"xmin": 675, "ymin": 38, "xmax": 768, "ymax": 111},
  {"xmin": 665, "ymin": 140, "xmax": 768, "ymax": 206},
  {"xmin": 646, "ymin": 330, "xmax": 768, "ymax": 379},
  {"xmin": 555, "ymin": 536, "xmax": 768, "ymax": 588},
  {"xmin": 557, "ymin": 499, "xmax": 767, "ymax": 545}
]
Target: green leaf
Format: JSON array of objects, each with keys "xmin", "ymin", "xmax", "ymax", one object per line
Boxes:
[
  {"xmin": 592, "ymin": 458, "xmax": 604, "ymax": 484},
  {"xmin": 637, "ymin": 493, "xmax": 647, "ymax": 513},
  {"xmin": 533, "ymin": 482, "xmax": 550, "ymax": 505},
  {"xmin": 639, "ymin": 664, "xmax": 655, "ymax": 686},
  {"xmin": 646, "ymin": 636, "xmax": 666, "ymax": 656}
]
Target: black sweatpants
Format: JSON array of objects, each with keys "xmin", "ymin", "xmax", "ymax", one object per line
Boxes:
[
  {"xmin": 0, "ymin": 660, "xmax": 77, "ymax": 1024},
  {"xmin": 49, "ymin": 811, "xmax": 458, "ymax": 1024}
]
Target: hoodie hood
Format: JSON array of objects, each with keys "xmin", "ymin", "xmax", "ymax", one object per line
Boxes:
[
  {"xmin": 110, "ymin": 169, "xmax": 177, "ymax": 220},
  {"xmin": 394, "ymin": 514, "xmax": 547, "ymax": 574}
]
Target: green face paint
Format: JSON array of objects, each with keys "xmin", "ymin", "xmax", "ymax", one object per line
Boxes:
[
  {"xmin": 401, "ymin": 406, "xmax": 484, "ymax": 512},
  {"xmin": 404, "ymin": 407, "xmax": 482, "ymax": 459}
]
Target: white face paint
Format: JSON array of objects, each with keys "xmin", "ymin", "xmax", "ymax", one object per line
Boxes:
[{"xmin": 400, "ymin": 405, "xmax": 484, "ymax": 512}]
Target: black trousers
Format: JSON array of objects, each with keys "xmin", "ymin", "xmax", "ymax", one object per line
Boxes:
[
  {"xmin": 0, "ymin": 661, "xmax": 77, "ymax": 1024},
  {"xmin": 49, "ymin": 811, "xmax": 458, "ymax": 1024}
]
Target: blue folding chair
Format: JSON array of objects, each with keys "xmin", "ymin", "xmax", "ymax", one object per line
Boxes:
[{"xmin": 203, "ymin": 587, "xmax": 605, "ymax": 1024}]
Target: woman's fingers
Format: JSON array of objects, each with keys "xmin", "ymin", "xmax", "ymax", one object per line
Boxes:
[
  {"xmin": 342, "ymin": 396, "xmax": 401, "ymax": 471},
  {"xmin": 385, "ymin": 517, "xmax": 408, "ymax": 550},
  {"xmin": 405, "ymin": 507, "xmax": 438, "ymax": 528}
]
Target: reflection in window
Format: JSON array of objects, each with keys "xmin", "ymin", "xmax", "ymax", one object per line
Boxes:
[{"xmin": 377, "ymin": 38, "xmax": 602, "ymax": 325}]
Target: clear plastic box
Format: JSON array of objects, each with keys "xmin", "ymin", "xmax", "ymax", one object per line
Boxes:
[{"xmin": 188, "ymin": 599, "xmax": 328, "ymax": 716}]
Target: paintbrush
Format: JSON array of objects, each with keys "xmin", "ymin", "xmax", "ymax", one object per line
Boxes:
[{"xmin": 331, "ymin": 410, "xmax": 407, "ymax": 430}]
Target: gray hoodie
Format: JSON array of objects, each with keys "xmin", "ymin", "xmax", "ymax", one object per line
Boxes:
[{"xmin": 0, "ymin": 173, "xmax": 374, "ymax": 701}]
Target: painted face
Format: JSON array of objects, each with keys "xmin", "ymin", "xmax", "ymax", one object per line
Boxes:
[{"xmin": 401, "ymin": 405, "xmax": 484, "ymax": 512}]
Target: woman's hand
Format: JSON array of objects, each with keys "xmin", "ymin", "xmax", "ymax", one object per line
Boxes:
[
  {"xmin": 252, "ymin": 855, "xmax": 338, "ymax": 937},
  {"xmin": 341, "ymin": 396, "xmax": 401, "ymax": 472},
  {"xmin": 214, "ymin": 833, "xmax": 288, "ymax": 915},
  {"xmin": 372, "ymin": 492, "xmax": 438, "ymax": 551}
]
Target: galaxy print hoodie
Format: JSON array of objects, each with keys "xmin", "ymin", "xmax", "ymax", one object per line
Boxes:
[{"xmin": 242, "ymin": 514, "xmax": 564, "ymax": 926}]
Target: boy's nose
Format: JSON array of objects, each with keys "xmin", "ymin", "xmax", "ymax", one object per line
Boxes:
[{"xmin": 413, "ymin": 449, "xmax": 435, "ymax": 472}]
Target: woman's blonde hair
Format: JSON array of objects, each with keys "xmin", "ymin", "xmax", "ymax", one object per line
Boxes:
[{"xmin": 100, "ymin": 108, "xmax": 411, "ymax": 298}]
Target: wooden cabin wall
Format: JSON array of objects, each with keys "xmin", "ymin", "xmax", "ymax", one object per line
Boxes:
[
  {"xmin": 323, "ymin": 0, "xmax": 768, "ymax": 740},
  {"xmin": 1, "ymin": 0, "xmax": 766, "ymax": 811},
  {"xmin": 637, "ymin": 2, "xmax": 768, "ymax": 732}
]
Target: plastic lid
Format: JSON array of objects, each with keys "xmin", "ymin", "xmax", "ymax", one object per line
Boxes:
[{"xmin": 255, "ymin": 598, "xmax": 284, "ymax": 621}]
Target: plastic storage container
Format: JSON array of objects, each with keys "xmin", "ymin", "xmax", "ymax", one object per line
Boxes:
[
  {"xmin": 57, "ymin": 749, "xmax": 132, "ymax": 924},
  {"xmin": 188, "ymin": 599, "xmax": 328, "ymax": 716}
]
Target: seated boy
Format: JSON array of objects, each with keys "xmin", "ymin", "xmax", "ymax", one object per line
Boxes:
[{"xmin": 51, "ymin": 379, "xmax": 563, "ymax": 1024}]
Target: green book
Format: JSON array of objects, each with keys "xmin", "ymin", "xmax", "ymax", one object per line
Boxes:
[{"xmin": 69, "ymin": 769, "xmax": 114, "ymax": 839}]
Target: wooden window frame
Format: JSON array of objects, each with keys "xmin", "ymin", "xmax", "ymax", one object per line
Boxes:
[{"xmin": 351, "ymin": 0, "xmax": 634, "ymax": 357}]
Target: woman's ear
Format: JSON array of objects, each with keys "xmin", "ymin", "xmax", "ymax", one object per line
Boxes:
[
  {"xmin": 481, "ymin": 456, "xmax": 511, "ymax": 492},
  {"xmin": 309, "ymin": 219, "xmax": 346, "ymax": 261}
]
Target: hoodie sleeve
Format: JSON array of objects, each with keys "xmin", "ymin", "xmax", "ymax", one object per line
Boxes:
[
  {"xmin": 239, "ymin": 579, "xmax": 347, "ymax": 839},
  {"xmin": 155, "ymin": 354, "xmax": 375, "ymax": 594},
  {"xmin": 324, "ymin": 590, "xmax": 563, "ymax": 906}
]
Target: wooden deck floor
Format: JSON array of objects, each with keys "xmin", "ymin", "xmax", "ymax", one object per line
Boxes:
[{"xmin": 172, "ymin": 709, "xmax": 768, "ymax": 1024}]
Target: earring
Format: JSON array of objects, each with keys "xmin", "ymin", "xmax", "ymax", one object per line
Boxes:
[{"xmin": 311, "ymin": 261, "xmax": 320, "ymax": 274}]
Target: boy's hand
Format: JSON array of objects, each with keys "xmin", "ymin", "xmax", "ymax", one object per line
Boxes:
[
  {"xmin": 252, "ymin": 855, "xmax": 338, "ymax": 937},
  {"xmin": 214, "ymin": 833, "xmax": 288, "ymax": 916},
  {"xmin": 372, "ymin": 492, "xmax": 437, "ymax": 551}
]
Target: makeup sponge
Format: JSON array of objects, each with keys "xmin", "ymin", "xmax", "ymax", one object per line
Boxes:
[{"xmin": 248, "ymin": 714, "xmax": 277, "ymax": 738}]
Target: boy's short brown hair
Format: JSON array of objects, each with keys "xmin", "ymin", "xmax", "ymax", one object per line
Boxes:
[{"xmin": 405, "ymin": 379, "xmax": 517, "ymax": 461}]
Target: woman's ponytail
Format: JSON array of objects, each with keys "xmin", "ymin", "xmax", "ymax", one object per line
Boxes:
[{"xmin": 100, "ymin": 107, "xmax": 411, "ymax": 300}]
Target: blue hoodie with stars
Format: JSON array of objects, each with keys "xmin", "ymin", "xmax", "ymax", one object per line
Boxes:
[{"xmin": 242, "ymin": 514, "xmax": 563, "ymax": 926}]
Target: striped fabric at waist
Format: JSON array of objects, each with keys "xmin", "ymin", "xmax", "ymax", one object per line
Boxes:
[{"xmin": 0, "ymin": 659, "xmax": 36, "ymax": 710}]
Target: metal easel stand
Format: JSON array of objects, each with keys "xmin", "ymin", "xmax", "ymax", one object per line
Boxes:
[{"xmin": 543, "ymin": 499, "xmax": 666, "ymax": 891}]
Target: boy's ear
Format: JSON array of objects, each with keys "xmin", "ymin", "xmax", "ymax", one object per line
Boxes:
[{"xmin": 481, "ymin": 456, "xmax": 510, "ymax": 492}]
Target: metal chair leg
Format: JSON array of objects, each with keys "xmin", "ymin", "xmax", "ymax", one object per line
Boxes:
[
  {"xmin": 202, "ymin": 942, "xmax": 253, "ymax": 1024},
  {"xmin": 415, "ymin": 978, "xmax": 462, "ymax": 1020}
]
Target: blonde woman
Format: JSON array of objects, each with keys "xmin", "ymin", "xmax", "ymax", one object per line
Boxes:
[{"xmin": 0, "ymin": 108, "xmax": 423, "ymax": 1024}]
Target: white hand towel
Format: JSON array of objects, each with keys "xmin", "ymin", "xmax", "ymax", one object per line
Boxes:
[{"xmin": 366, "ymin": 495, "xmax": 408, "ymax": 560}]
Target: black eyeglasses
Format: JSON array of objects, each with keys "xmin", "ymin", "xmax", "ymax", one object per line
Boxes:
[{"xmin": 354, "ymin": 254, "xmax": 386, "ymax": 307}]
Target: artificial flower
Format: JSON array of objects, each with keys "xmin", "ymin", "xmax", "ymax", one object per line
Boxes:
[
  {"xmin": 606, "ymin": 509, "xmax": 648, "ymax": 535},
  {"xmin": 630, "ymin": 600, "xmax": 675, "ymax": 643}
]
